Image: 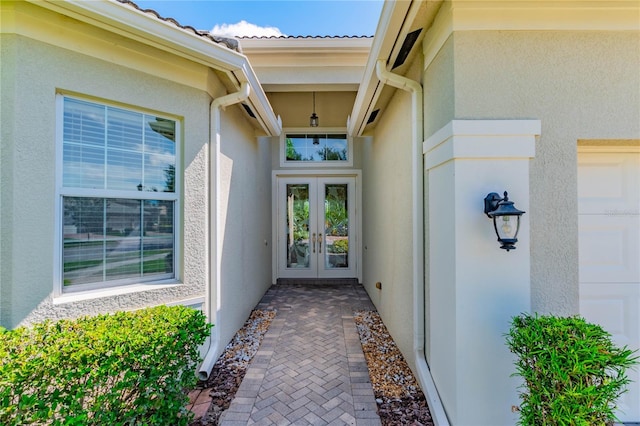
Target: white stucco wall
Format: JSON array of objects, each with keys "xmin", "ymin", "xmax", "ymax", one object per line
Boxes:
[
  {"xmin": 361, "ymin": 70, "xmax": 416, "ymax": 370},
  {"xmin": 452, "ymin": 30, "xmax": 640, "ymax": 315},
  {"xmin": 425, "ymin": 120, "xmax": 539, "ymax": 425},
  {"xmin": 0, "ymin": 34, "xmax": 212, "ymax": 328}
]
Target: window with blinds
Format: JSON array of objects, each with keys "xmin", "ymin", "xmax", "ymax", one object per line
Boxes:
[{"xmin": 59, "ymin": 97, "xmax": 178, "ymax": 290}]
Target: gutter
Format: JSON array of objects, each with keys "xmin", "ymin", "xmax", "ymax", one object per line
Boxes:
[
  {"xmin": 375, "ymin": 59, "xmax": 449, "ymax": 426},
  {"xmin": 198, "ymin": 82, "xmax": 251, "ymax": 380}
]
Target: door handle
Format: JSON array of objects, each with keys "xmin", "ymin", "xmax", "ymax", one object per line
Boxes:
[
  {"xmin": 312, "ymin": 233, "xmax": 316, "ymax": 253},
  {"xmin": 318, "ymin": 233, "xmax": 322, "ymax": 253}
]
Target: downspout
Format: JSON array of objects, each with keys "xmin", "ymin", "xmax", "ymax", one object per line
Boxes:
[
  {"xmin": 198, "ymin": 82, "xmax": 250, "ymax": 380},
  {"xmin": 375, "ymin": 60, "xmax": 448, "ymax": 425}
]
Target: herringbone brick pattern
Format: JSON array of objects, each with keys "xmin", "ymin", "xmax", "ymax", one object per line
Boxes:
[{"xmin": 220, "ymin": 283, "xmax": 380, "ymax": 426}]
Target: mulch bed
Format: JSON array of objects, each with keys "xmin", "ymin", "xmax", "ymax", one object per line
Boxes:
[
  {"xmin": 188, "ymin": 309, "xmax": 433, "ymax": 425},
  {"xmin": 354, "ymin": 311, "xmax": 434, "ymax": 426}
]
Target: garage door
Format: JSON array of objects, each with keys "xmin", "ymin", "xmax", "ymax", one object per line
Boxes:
[{"xmin": 578, "ymin": 148, "xmax": 640, "ymax": 422}]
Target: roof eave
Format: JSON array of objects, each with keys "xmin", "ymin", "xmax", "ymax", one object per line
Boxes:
[
  {"xmin": 26, "ymin": 0, "xmax": 281, "ymax": 136},
  {"xmin": 348, "ymin": 1, "xmax": 412, "ymax": 137}
]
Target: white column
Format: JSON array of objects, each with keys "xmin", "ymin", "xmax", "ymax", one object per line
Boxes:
[{"xmin": 424, "ymin": 120, "xmax": 540, "ymax": 425}]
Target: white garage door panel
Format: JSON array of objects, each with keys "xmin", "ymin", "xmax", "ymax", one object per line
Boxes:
[
  {"xmin": 579, "ymin": 215, "xmax": 640, "ymax": 283},
  {"xmin": 580, "ymin": 283, "xmax": 639, "ymax": 420},
  {"xmin": 578, "ymin": 153, "xmax": 640, "ymax": 215},
  {"xmin": 580, "ymin": 283, "xmax": 639, "ymax": 346},
  {"xmin": 578, "ymin": 149, "xmax": 640, "ymax": 422}
]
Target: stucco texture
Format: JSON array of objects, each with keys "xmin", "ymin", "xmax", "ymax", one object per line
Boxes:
[
  {"xmin": 452, "ymin": 30, "xmax": 640, "ymax": 315},
  {"xmin": 422, "ymin": 35, "xmax": 456, "ymax": 364},
  {"xmin": 423, "ymin": 35, "xmax": 455, "ymax": 140},
  {"xmin": 216, "ymin": 104, "xmax": 274, "ymax": 348},
  {"xmin": 361, "ymin": 76, "xmax": 415, "ymax": 371},
  {"xmin": 0, "ymin": 34, "xmax": 210, "ymax": 327}
]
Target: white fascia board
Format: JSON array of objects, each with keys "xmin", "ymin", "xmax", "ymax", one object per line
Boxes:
[
  {"xmin": 29, "ymin": 0, "xmax": 281, "ymax": 136},
  {"xmin": 347, "ymin": 1, "xmax": 412, "ymax": 136},
  {"xmin": 239, "ymin": 61, "xmax": 282, "ymax": 136},
  {"xmin": 240, "ymin": 37, "xmax": 373, "ymax": 54},
  {"xmin": 30, "ymin": 0, "xmax": 245, "ymax": 71}
]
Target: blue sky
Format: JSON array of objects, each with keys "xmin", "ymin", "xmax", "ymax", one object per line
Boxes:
[{"xmin": 134, "ymin": 1, "xmax": 384, "ymax": 37}]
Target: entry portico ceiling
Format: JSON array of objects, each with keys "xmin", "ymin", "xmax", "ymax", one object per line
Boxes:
[
  {"xmin": 240, "ymin": 36, "xmax": 373, "ymax": 93},
  {"xmin": 240, "ymin": 36, "xmax": 373, "ymax": 128},
  {"xmin": 21, "ymin": 0, "xmax": 282, "ymax": 136}
]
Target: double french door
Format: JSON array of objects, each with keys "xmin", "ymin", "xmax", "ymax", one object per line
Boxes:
[{"xmin": 276, "ymin": 176, "xmax": 357, "ymax": 279}]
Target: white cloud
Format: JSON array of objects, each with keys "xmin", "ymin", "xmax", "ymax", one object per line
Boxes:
[{"xmin": 210, "ymin": 20, "xmax": 285, "ymax": 38}]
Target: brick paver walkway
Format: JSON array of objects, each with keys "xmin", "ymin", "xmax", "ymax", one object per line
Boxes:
[{"xmin": 219, "ymin": 282, "xmax": 381, "ymax": 425}]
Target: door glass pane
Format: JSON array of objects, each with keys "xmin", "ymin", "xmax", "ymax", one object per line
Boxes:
[
  {"xmin": 324, "ymin": 184, "xmax": 349, "ymax": 269},
  {"xmin": 286, "ymin": 184, "xmax": 310, "ymax": 268}
]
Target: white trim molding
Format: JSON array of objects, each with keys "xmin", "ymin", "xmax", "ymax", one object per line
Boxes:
[
  {"xmin": 271, "ymin": 169, "xmax": 363, "ymax": 285},
  {"xmin": 424, "ymin": 119, "xmax": 540, "ymax": 171}
]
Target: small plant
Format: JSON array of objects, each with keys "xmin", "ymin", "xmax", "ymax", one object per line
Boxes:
[
  {"xmin": 506, "ymin": 313, "xmax": 638, "ymax": 426},
  {"xmin": 0, "ymin": 305, "xmax": 211, "ymax": 425},
  {"xmin": 330, "ymin": 238, "xmax": 349, "ymax": 254}
]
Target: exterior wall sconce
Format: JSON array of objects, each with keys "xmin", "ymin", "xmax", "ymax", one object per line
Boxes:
[
  {"xmin": 483, "ymin": 191, "xmax": 525, "ymax": 251},
  {"xmin": 310, "ymin": 92, "xmax": 319, "ymax": 127}
]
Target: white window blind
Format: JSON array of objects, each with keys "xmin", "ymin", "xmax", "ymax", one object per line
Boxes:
[{"xmin": 59, "ymin": 97, "xmax": 178, "ymax": 290}]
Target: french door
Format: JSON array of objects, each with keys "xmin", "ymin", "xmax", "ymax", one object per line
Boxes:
[{"xmin": 276, "ymin": 176, "xmax": 357, "ymax": 279}]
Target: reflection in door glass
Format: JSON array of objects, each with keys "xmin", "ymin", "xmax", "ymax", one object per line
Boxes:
[
  {"xmin": 286, "ymin": 184, "xmax": 310, "ymax": 268},
  {"xmin": 324, "ymin": 184, "xmax": 348, "ymax": 269},
  {"xmin": 285, "ymin": 134, "xmax": 348, "ymax": 162}
]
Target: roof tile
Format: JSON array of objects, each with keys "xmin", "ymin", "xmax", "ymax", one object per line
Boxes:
[{"xmin": 115, "ymin": 0, "xmax": 242, "ymax": 52}]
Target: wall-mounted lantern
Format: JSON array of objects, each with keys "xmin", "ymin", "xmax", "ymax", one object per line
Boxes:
[{"xmin": 483, "ymin": 191, "xmax": 525, "ymax": 251}]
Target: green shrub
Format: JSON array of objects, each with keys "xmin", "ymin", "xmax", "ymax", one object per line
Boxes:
[
  {"xmin": 506, "ymin": 313, "xmax": 638, "ymax": 426},
  {"xmin": 0, "ymin": 305, "xmax": 211, "ymax": 425}
]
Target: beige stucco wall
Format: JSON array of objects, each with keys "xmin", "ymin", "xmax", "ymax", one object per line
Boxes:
[
  {"xmin": 0, "ymin": 33, "xmax": 212, "ymax": 328},
  {"xmin": 423, "ymin": 36, "xmax": 456, "ymax": 139},
  {"xmin": 361, "ymin": 65, "xmax": 417, "ymax": 370},
  {"xmin": 217, "ymin": 105, "xmax": 274, "ymax": 346},
  {"xmin": 452, "ymin": 30, "xmax": 640, "ymax": 315},
  {"xmin": 422, "ymin": 35, "xmax": 456, "ymax": 364}
]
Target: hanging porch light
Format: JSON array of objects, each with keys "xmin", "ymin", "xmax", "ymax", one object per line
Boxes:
[{"xmin": 309, "ymin": 92, "xmax": 319, "ymax": 127}]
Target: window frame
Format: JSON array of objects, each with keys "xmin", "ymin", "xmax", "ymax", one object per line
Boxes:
[
  {"xmin": 280, "ymin": 127, "xmax": 353, "ymax": 168},
  {"xmin": 54, "ymin": 94, "xmax": 182, "ymax": 296}
]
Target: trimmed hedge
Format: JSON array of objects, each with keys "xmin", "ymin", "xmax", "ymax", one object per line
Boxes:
[
  {"xmin": 506, "ymin": 313, "xmax": 638, "ymax": 426},
  {"xmin": 0, "ymin": 305, "xmax": 211, "ymax": 425}
]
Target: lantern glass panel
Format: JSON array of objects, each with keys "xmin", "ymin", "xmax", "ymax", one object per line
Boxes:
[{"xmin": 495, "ymin": 215, "xmax": 519, "ymax": 240}]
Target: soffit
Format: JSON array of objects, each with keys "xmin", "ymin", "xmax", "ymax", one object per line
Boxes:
[
  {"xmin": 349, "ymin": 0, "xmax": 443, "ymax": 136},
  {"xmin": 241, "ymin": 37, "xmax": 373, "ymax": 92},
  {"xmin": 350, "ymin": 0, "xmax": 639, "ymax": 137}
]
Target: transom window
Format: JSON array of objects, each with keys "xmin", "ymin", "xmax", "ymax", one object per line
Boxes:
[
  {"xmin": 57, "ymin": 96, "xmax": 179, "ymax": 292},
  {"xmin": 284, "ymin": 133, "xmax": 349, "ymax": 163}
]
